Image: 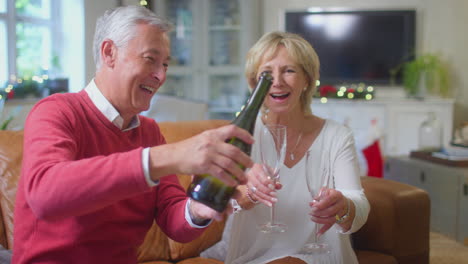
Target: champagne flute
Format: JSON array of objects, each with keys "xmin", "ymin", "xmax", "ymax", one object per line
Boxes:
[
  {"xmin": 301, "ymin": 149, "xmax": 331, "ymax": 254},
  {"xmin": 257, "ymin": 124, "xmax": 287, "ymax": 233}
]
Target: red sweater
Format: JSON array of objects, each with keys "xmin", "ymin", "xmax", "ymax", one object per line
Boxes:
[{"xmin": 12, "ymin": 91, "xmax": 204, "ymax": 263}]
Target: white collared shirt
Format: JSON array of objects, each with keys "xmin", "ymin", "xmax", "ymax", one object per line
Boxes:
[{"xmin": 84, "ymin": 80, "xmax": 156, "ymax": 187}]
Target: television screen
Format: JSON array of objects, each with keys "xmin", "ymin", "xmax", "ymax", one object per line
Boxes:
[{"xmin": 285, "ymin": 10, "xmax": 416, "ymax": 86}]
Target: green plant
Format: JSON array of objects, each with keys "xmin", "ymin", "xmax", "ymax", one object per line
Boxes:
[
  {"xmin": 392, "ymin": 54, "xmax": 451, "ymax": 98},
  {"xmin": 0, "ymin": 116, "xmax": 13, "ymax": 130}
]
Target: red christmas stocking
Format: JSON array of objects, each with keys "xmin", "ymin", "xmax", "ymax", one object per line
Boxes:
[{"xmin": 362, "ymin": 140, "xmax": 384, "ymax": 178}]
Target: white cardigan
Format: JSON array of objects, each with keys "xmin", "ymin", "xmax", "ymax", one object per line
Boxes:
[{"xmin": 225, "ymin": 118, "xmax": 370, "ymax": 264}]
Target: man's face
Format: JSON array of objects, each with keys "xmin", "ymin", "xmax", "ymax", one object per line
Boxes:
[{"xmin": 111, "ymin": 23, "xmax": 170, "ymax": 116}]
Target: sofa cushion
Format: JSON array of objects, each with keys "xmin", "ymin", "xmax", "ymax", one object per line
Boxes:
[
  {"xmin": 137, "ymin": 221, "xmax": 172, "ymax": 262},
  {"xmin": 0, "ymin": 130, "xmax": 24, "ymax": 249},
  {"xmin": 264, "ymin": 257, "xmax": 306, "ymax": 264},
  {"xmin": 169, "ymin": 217, "xmax": 226, "ymax": 261},
  {"xmin": 158, "ymin": 120, "xmax": 229, "ymax": 144},
  {"xmin": 158, "ymin": 120, "xmax": 230, "ymax": 261},
  {"xmin": 139, "ymin": 261, "xmax": 172, "ymax": 264},
  {"xmin": 176, "ymin": 257, "xmax": 223, "ymax": 264},
  {"xmin": 356, "ymin": 250, "xmax": 397, "ymax": 264}
]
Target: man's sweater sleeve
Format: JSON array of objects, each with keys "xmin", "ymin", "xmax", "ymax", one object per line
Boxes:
[{"xmin": 154, "ymin": 175, "xmax": 206, "ymax": 243}]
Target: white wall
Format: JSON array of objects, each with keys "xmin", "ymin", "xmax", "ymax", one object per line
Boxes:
[
  {"xmin": 61, "ymin": 0, "xmax": 85, "ymax": 93},
  {"xmin": 261, "ymin": 0, "xmax": 468, "ymax": 130},
  {"xmin": 446, "ymin": 0, "xmax": 468, "ymax": 131},
  {"xmin": 84, "ymin": 0, "xmax": 117, "ymax": 85}
]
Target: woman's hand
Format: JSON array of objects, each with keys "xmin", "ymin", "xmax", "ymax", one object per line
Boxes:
[
  {"xmin": 309, "ymin": 188, "xmax": 352, "ymax": 235},
  {"xmin": 244, "ymin": 163, "xmax": 281, "ymax": 207}
]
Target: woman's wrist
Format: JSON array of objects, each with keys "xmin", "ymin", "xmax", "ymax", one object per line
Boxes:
[
  {"xmin": 236, "ymin": 185, "xmax": 258, "ymax": 210},
  {"xmin": 246, "ymin": 187, "xmax": 259, "ymax": 204}
]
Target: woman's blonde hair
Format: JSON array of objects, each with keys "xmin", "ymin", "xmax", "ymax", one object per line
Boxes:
[{"xmin": 245, "ymin": 31, "xmax": 320, "ymax": 114}]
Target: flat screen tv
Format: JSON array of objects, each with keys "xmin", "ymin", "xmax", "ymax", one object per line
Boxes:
[{"xmin": 285, "ymin": 9, "xmax": 416, "ymax": 86}]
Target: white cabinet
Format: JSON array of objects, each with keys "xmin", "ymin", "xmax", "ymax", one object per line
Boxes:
[
  {"xmin": 458, "ymin": 176, "xmax": 468, "ymax": 245},
  {"xmin": 153, "ymin": 0, "xmax": 260, "ymax": 119},
  {"xmin": 385, "ymin": 156, "xmax": 468, "ymax": 244},
  {"xmin": 311, "ymin": 97, "xmax": 454, "ymax": 156}
]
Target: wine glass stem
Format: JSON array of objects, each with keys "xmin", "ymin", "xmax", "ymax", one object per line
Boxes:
[
  {"xmin": 270, "ymin": 178, "xmax": 279, "ymax": 225},
  {"xmin": 314, "ymin": 222, "xmax": 320, "ymax": 242},
  {"xmin": 270, "ymin": 203, "xmax": 276, "ymax": 225}
]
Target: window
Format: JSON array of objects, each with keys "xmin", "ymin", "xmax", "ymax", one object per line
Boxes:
[
  {"xmin": 0, "ymin": 20, "xmax": 7, "ymax": 88},
  {"xmin": 0, "ymin": 0, "xmax": 59, "ymax": 99}
]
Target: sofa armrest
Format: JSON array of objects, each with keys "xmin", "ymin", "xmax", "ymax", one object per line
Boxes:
[{"xmin": 353, "ymin": 177, "xmax": 430, "ymax": 264}]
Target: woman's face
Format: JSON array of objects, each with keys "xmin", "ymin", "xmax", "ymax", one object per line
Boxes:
[
  {"xmin": 257, "ymin": 45, "xmax": 309, "ymax": 116},
  {"xmin": 110, "ymin": 23, "xmax": 170, "ymax": 117}
]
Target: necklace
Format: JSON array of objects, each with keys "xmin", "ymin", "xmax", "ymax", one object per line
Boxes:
[{"xmin": 288, "ymin": 132, "xmax": 303, "ymax": 160}]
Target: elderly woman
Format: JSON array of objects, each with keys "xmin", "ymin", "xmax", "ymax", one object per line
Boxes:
[{"xmin": 223, "ymin": 31, "xmax": 370, "ymax": 264}]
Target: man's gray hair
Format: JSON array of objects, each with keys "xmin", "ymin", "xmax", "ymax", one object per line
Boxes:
[{"xmin": 93, "ymin": 5, "xmax": 173, "ymax": 70}]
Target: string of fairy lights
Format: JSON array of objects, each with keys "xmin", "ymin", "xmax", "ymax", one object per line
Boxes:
[
  {"xmin": 314, "ymin": 80, "xmax": 375, "ymax": 103},
  {"xmin": 1, "ymin": 73, "xmax": 49, "ymax": 100},
  {"xmin": 138, "ymin": 1, "xmax": 149, "ymax": 6}
]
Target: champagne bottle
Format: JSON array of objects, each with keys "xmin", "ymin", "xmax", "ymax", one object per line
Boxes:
[{"xmin": 187, "ymin": 72, "xmax": 273, "ymax": 212}]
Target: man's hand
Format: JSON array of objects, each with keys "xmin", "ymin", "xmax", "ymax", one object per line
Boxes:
[
  {"xmin": 188, "ymin": 198, "xmax": 233, "ymax": 224},
  {"xmin": 149, "ymin": 124, "xmax": 254, "ymax": 185}
]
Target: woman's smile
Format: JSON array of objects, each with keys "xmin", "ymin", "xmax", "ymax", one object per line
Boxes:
[{"xmin": 269, "ymin": 92, "xmax": 290, "ymax": 102}]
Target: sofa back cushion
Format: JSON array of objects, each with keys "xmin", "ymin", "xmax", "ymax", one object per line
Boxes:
[
  {"xmin": 158, "ymin": 120, "xmax": 230, "ymax": 261},
  {"xmin": 0, "ymin": 130, "xmax": 24, "ymax": 249}
]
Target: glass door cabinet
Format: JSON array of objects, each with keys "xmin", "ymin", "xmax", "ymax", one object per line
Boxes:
[{"xmin": 153, "ymin": 0, "xmax": 259, "ymax": 119}]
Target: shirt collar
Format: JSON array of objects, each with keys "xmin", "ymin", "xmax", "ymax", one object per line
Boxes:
[{"xmin": 85, "ymin": 79, "xmax": 140, "ymax": 131}]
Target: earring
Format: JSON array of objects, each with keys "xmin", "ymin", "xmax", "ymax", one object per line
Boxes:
[{"xmin": 303, "ymin": 87, "xmax": 307, "ymax": 92}]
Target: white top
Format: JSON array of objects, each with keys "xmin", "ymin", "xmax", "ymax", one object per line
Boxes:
[{"xmin": 224, "ymin": 118, "xmax": 370, "ymax": 264}]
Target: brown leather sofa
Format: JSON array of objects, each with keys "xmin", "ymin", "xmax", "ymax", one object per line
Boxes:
[{"xmin": 0, "ymin": 119, "xmax": 430, "ymax": 264}]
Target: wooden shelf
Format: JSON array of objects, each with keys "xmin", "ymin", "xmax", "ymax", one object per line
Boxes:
[{"xmin": 410, "ymin": 151, "xmax": 468, "ymax": 167}]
